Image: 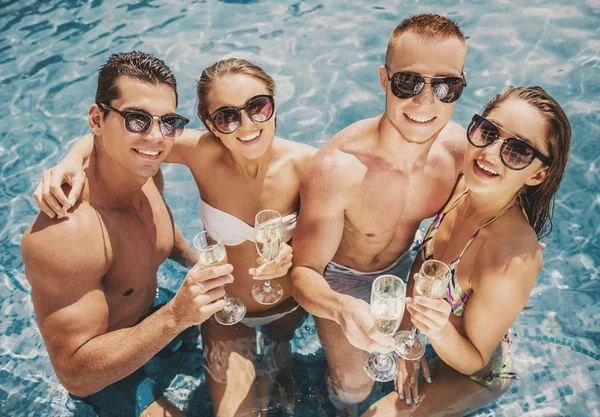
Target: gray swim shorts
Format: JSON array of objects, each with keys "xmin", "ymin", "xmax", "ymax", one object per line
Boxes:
[{"xmin": 323, "ymin": 250, "xmax": 415, "ymax": 303}]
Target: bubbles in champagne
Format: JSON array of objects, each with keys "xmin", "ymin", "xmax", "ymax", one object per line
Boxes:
[
  {"xmin": 371, "ymin": 301, "xmax": 404, "ymax": 335},
  {"xmin": 199, "ymin": 244, "xmax": 227, "ymax": 268},
  {"xmin": 415, "ymin": 275, "xmax": 448, "ymax": 299},
  {"xmin": 255, "ymin": 226, "xmax": 282, "ymax": 261}
]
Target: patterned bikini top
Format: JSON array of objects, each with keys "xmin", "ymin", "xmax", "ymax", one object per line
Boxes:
[{"xmin": 420, "ymin": 190, "xmax": 529, "ymax": 316}]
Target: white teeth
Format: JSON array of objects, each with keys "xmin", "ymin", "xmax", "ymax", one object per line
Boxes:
[
  {"xmin": 406, "ymin": 114, "xmax": 435, "ymax": 123},
  {"xmin": 239, "ymin": 131, "xmax": 260, "ymax": 142},
  {"xmin": 475, "ymin": 160, "xmax": 499, "ymax": 176},
  {"xmin": 136, "ymin": 149, "xmax": 160, "ymax": 156}
]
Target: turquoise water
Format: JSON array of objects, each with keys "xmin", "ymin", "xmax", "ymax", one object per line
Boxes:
[{"xmin": 1, "ymin": 0, "xmax": 599, "ymax": 416}]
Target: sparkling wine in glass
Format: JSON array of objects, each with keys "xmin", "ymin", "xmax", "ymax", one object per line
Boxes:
[
  {"xmin": 193, "ymin": 230, "xmax": 246, "ymax": 325},
  {"xmin": 395, "ymin": 259, "xmax": 451, "ymax": 360},
  {"xmin": 363, "ymin": 274, "xmax": 406, "ymax": 382},
  {"xmin": 251, "ymin": 209, "xmax": 284, "ymax": 305}
]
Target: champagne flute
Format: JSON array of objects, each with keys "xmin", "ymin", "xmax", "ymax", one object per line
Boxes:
[
  {"xmin": 395, "ymin": 259, "xmax": 451, "ymax": 360},
  {"xmin": 251, "ymin": 209, "xmax": 284, "ymax": 305},
  {"xmin": 363, "ymin": 274, "xmax": 406, "ymax": 382},
  {"xmin": 193, "ymin": 230, "xmax": 246, "ymax": 325}
]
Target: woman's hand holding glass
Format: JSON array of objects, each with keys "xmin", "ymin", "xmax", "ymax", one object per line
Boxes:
[
  {"xmin": 248, "ymin": 241, "xmax": 293, "ymax": 280},
  {"xmin": 406, "ymin": 292, "xmax": 452, "ymax": 343},
  {"xmin": 251, "ymin": 209, "xmax": 285, "ymax": 305},
  {"xmin": 395, "ymin": 260, "xmax": 451, "ymax": 361}
]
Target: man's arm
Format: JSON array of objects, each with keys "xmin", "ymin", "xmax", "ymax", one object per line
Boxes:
[
  {"xmin": 290, "ymin": 149, "xmax": 355, "ymax": 319},
  {"xmin": 290, "ymin": 150, "xmax": 395, "ymax": 353},
  {"xmin": 22, "ymin": 213, "xmax": 230, "ymax": 397}
]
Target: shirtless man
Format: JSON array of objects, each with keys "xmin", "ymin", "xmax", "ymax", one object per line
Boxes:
[
  {"xmin": 21, "ymin": 51, "xmax": 233, "ymax": 417},
  {"xmin": 290, "ymin": 14, "xmax": 468, "ymax": 415}
]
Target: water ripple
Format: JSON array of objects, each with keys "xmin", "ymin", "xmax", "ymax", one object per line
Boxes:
[{"xmin": 0, "ymin": 1, "xmax": 598, "ymax": 416}]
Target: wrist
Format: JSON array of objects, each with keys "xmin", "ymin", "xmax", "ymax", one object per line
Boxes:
[
  {"xmin": 63, "ymin": 154, "xmax": 85, "ymax": 166},
  {"xmin": 161, "ymin": 301, "xmax": 187, "ymax": 335},
  {"xmin": 428, "ymin": 321, "xmax": 452, "ymax": 343},
  {"xmin": 333, "ymin": 294, "xmax": 355, "ymax": 325}
]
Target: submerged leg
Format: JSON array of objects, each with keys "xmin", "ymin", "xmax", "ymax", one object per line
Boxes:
[
  {"xmin": 315, "ymin": 316, "xmax": 375, "ymax": 417},
  {"xmin": 202, "ymin": 319, "xmax": 261, "ymax": 417},
  {"xmin": 361, "ymin": 359, "xmax": 511, "ymax": 417}
]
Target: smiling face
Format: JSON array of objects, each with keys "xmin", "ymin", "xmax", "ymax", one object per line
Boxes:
[
  {"xmin": 90, "ymin": 76, "xmax": 177, "ymax": 179},
  {"xmin": 380, "ymin": 31, "xmax": 466, "ymax": 144},
  {"xmin": 464, "ymin": 98, "xmax": 550, "ymax": 196},
  {"xmin": 204, "ymin": 74, "xmax": 276, "ymax": 160}
]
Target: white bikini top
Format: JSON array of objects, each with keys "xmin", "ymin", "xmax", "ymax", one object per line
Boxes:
[{"xmin": 200, "ymin": 199, "xmax": 298, "ymax": 246}]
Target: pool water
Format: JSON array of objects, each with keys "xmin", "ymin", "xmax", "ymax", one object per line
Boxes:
[{"xmin": 1, "ymin": 0, "xmax": 599, "ymax": 416}]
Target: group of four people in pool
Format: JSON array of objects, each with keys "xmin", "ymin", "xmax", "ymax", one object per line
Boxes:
[{"xmin": 21, "ymin": 12, "xmax": 571, "ymax": 417}]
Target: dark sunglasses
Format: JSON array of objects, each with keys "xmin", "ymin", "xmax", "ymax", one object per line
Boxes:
[
  {"xmin": 99, "ymin": 103, "xmax": 189, "ymax": 138},
  {"xmin": 207, "ymin": 94, "xmax": 275, "ymax": 134},
  {"xmin": 385, "ymin": 67, "xmax": 467, "ymax": 103},
  {"xmin": 467, "ymin": 114, "xmax": 551, "ymax": 170}
]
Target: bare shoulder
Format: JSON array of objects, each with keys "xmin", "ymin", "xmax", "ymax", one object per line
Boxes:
[
  {"xmin": 435, "ymin": 120, "xmax": 467, "ymax": 163},
  {"xmin": 171, "ymin": 128, "xmax": 223, "ymax": 165},
  {"xmin": 22, "ymin": 204, "xmax": 111, "ymax": 289},
  {"xmin": 303, "ymin": 142, "xmax": 364, "ymax": 194},
  {"xmin": 273, "ymin": 137, "xmax": 317, "ymax": 173},
  {"xmin": 477, "ymin": 214, "xmax": 542, "ymax": 289}
]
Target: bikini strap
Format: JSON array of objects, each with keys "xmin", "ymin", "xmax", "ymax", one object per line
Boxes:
[
  {"xmin": 456, "ymin": 199, "xmax": 519, "ymax": 260},
  {"xmin": 421, "ymin": 190, "xmax": 469, "ymax": 260}
]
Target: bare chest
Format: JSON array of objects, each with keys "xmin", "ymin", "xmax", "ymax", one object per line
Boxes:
[
  {"xmin": 346, "ymin": 165, "xmax": 456, "ymax": 240},
  {"xmin": 99, "ymin": 193, "xmax": 174, "ymax": 329}
]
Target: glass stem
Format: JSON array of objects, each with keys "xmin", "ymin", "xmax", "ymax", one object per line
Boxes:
[
  {"xmin": 407, "ymin": 325, "xmax": 419, "ymax": 345},
  {"xmin": 374, "ymin": 353, "xmax": 391, "ymax": 370},
  {"xmin": 222, "ymin": 286, "xmax": 232, "ymax": 311},
  {"xmin": 262, "ymin": 280, "xmax": 272, "ymax": 292}
]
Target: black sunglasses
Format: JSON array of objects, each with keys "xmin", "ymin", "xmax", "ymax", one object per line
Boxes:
[
  {"xmin": 385, "ymin": 67, "xmax": 467, "ymax": 103},
  {"xmin": 207, "ymin": 94, "xmax": 275, "ymax": 135},
  {"xmin": 99, "ymin": 103, "xmax": 189, "ymax": 138},
  {"xmin": 467, "ymin": 114, "xmax": 551, "ymax": 170}
]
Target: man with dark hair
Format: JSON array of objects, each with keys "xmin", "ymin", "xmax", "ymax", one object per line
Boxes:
[
  {"xmin": 21, "ymin": 51, "xmax": 232, "ymax": 417},
  {"xmin": 291, "ymin": 14, "xmax": 468, "ymax": 416}
]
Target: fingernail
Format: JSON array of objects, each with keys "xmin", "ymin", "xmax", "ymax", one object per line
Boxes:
[
  {"xmin": 406, "ymin": 398, "xmax": 412, "ymax": 405},
  {"xmin": 48, "ymin": 212, "xmax": 55, "ymax": 219},
  {"xmin": 69, "ymin": 198, "xmax": 76, "ymax": 206},
  {"xmin": 399, "ymin": 393, "xmax": 404, "ymax": 400},
  {"xmin": 248, "ymin": 269, "xmax": 255, "ymax": 275},
  {"xmin": 414, "ymin": 296, "xmax": 421, "ymax": 303},
  {"xmin": 426, "ymin": 377, "xmax": 432, "ymax": 383},
  {"xmin": 413, "ymin": 397, "xmax": 419, "ymax": 404}
]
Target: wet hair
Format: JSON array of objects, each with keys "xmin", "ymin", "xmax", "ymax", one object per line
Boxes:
[
  {"xmin": 196, "ymin": 58, "xmax": 276, "ymax": 131},
  {"xmin": 481, "ymin": 86, "xmax": 571, "ymax": 239},
  {"xmin": 95, "ymin": 51, "xmax": 178, "ymax": 118},
  {"xmin": 385, "ymin": 14, "xmax": 466, "ymax": 67}
]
